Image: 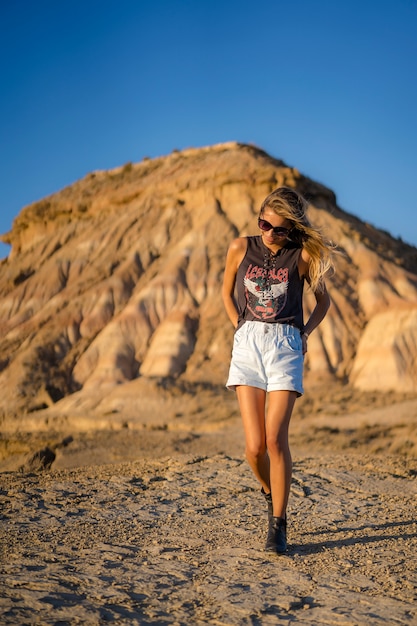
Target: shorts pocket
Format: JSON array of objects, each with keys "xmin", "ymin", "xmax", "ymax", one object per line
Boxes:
[
  {"xmin": 281, "ymin": 334, "xmax": 302, "ymax": 352},
  {"xmin": 233, "ymin": 324, "xmax": 246, "ymax": 347}
]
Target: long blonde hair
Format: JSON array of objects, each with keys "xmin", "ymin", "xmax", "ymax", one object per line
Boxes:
[{"xmin": 260, "ymin": 187, "xmax": 337, "ymax": 292}]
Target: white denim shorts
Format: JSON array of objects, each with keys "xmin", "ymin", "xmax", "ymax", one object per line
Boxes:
[{"xmin": 226, "ymin": 321, "xmax": 304, "ymax": 395}]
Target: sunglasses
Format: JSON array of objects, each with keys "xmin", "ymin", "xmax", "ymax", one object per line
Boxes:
[{"xmin": 258, "ymin": 218, "xmax": 291, "ymax": 237}]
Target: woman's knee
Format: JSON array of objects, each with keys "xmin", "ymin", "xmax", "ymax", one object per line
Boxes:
[
  {"xmin": 265, "ymin": 434, "xmax": 289, "ymax": 457},
  {"xmin": 245, "ymin": 440, "xmax": 267, "ymax": 461}
]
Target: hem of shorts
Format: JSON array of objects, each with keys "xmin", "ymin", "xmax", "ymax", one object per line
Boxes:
[
  {"xmin": 268, "ymin": 381, "xmax": 303, "ymax": 390},
  {"xmin": 226, "ymin": 380, "xmax": 303, "ymax": 397},
  {"xmin": 226, "ymin": 379, "xmax": 267, "ymax": 392}
]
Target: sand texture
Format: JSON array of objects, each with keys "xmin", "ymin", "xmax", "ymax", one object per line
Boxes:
[{"xmin": 1, "ymin": 441, "xmax": 417, "ymax": 625}]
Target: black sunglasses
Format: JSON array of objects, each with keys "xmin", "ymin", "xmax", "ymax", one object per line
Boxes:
[{"xmin": 258, "ymin": 218, "xmax": 291, "ymax": 237}]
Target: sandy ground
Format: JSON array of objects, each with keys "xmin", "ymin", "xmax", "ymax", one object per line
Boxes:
[{"xmin": 1, "ymin": 392, "xmax": 417, "ymax": 625}]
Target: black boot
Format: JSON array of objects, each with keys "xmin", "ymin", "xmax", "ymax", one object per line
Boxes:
[
  {"xmin": 261, "ymin": 488, "xmax": 273, "ymax": 520},
  {"xmin": 265, "ymin": 516, "xmax": 287, "ymax": 554}
]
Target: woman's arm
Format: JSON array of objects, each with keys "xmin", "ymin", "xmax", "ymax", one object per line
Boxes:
[
  {"xmin": 299, "ymin": 248, "xmax": 331, "ymax": 353},
  {"xmin": 303, "ymin": 286, "xmax": 331, "ymax": 336},
  {"xmin": 221, "ymin": 237, "xmax": 247, "ymax": 328}
]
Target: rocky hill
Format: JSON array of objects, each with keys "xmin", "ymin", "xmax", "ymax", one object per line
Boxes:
[{"xmin": 1, "ymin": 142, "xmax": 417, "ymax": 433}]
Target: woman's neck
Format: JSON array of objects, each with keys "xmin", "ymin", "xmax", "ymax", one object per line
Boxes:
[{"xmin": 260, "ymin": 235, "xmax": 286, "ymax": 255}]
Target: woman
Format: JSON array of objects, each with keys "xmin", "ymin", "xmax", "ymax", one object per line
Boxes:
[{"xmin": 222, "ymin": 186, "xmax": 336, "ymax": 554}]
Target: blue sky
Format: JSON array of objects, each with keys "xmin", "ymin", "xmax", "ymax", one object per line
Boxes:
[{"xmin": 1, "ymin": 0, "xmax": 416, "ymax": 260}]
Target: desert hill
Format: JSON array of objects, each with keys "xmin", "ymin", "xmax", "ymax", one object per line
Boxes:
[{"xmin": 0, "ymin": 142, "xmax": 417, "ymax": 435}]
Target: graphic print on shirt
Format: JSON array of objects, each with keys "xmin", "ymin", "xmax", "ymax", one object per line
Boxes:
[{"xmin": 244, "ymin": 263, "xmax": 289, "ymax": 319}]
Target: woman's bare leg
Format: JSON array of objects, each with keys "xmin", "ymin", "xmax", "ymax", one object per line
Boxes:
[
  {"xmin": 265, "ymin": 390, "xmax": 297, "ymax": 518},
  {"xmin": 236, "ymin": 385, "xmax": 270, "ymax": 494}
]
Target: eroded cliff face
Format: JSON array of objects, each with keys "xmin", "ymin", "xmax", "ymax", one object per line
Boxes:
[{"xmin": 1, "ymin": 142, "xmax": 417, "ymax": 428}]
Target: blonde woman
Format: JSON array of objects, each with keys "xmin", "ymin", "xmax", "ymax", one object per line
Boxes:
[{"xmin": 222, "ymin": 186, "xmax": 336, "ymax": 554}]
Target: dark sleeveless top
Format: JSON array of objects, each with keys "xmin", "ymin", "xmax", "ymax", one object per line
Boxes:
[{"xmin": 236, "ymin": 236, "xmax": 305, "ymax": 330}]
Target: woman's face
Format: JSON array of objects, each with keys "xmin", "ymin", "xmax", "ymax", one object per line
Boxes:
[{"xmin": 258, "ymin": 209, "xmax": 292, "ymax": 246}]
